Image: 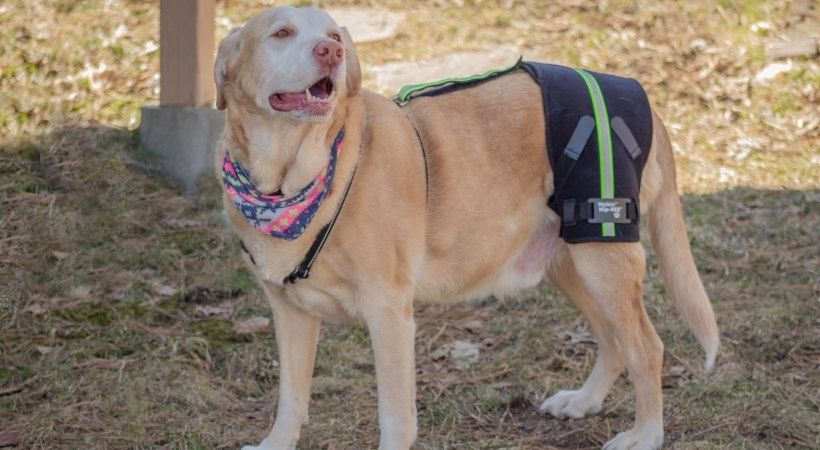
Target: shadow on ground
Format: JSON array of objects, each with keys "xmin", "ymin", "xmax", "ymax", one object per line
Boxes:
[{"xmin": 1, "ymin": 126, "xmax": 817, "ymax": 449}]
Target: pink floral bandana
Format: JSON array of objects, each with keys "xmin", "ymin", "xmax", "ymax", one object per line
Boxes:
[{"xmin": 222, "ymin": 128, "xmax": 345, "ymax": 240}]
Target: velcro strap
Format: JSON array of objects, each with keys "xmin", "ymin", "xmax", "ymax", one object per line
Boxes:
[
  {"xmin": 551, "ymin": 115, "xmax": 596, "ymax": 217},
  {"xmin": 611, "ymin": 116, "xmax": 642, "ymax": 159},
  {"xmin": 562, "ymin": 198, "xmax": 637, "ymax": 226},
  {"xmin": 563, "ymin": 116, "xmax": 595, "ymax": 160},
  {"xmin": 562, "ymin": 199, "xmax": 577, "ymax": 226}
]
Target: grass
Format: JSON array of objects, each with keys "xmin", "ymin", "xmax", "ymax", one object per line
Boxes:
[{"xmin": 1, "ymin": 0, "xmax": 818, "ymax": 448}]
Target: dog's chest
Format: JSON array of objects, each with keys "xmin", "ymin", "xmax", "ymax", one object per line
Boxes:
[{"xmin": 280, "ymin": 281, "xmax": 356, "ymax": 322}]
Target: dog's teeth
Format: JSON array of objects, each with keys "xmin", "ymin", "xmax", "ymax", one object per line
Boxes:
[{"xmin": 305, "ymin": 88, "xmax": 313, "ymax": 101}]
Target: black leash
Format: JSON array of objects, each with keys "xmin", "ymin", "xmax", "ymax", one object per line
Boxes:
[
  {"xmin": 281, "ymin": 163, "xmax": 358, "ymax": 285},
  {"xmin": 243, "ymin": 114, "xmax": 425, "ymax": 285},
  {"xmin": 280, "ymin": 107, "xmax": 428, "ymax": 284}
]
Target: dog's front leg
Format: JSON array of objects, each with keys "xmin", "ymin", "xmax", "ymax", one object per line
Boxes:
[
  {"xmin": 362, "ymin": 289, "xmax": 418, "ymax": 450},
  {"xmin": 243, "ymin": 285, "xmax": 321, "ymax": 450}
]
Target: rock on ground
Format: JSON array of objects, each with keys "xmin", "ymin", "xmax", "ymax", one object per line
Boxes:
[
  {"xmin": 326, "ymin": 8, "xmax": 405, "ymax": 44},
  {"xmin": 368, "ymin": 48, "xmax": 522, "ymax": 96}
]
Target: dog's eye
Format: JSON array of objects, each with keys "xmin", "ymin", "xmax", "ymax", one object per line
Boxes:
[
  {"xmin": 329, "ymin": 32, "xmax": 341, "ymax": 42},
  {"xmin": 272, "ymin": 28, "xmax": 291, "ymax": 38}
]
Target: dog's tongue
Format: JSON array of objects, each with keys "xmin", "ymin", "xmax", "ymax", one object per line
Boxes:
[
  {"xmin": 270, "ymin": 92, "xmax": 307, "ymax": 111},
  {"xmin": 269, "ymin": 91, "xmax": 327, "ymax": 113}
]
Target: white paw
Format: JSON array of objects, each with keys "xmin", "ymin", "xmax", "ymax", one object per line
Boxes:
[
  {"xmin": 539, "ymin": 389, "xmax": 603, "ymax": 419},
  {"xmin": 240, "ymin": 441, "xmax": 295, "ymax": 450},
  {"xmin": 602, "ymin": 425, "xmax": 664, "ymax": 450}
]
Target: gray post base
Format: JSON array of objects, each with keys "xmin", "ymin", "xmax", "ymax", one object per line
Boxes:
[{"xmin": 139, "ymin": 105, "xmax": 225, "ymax": 193}]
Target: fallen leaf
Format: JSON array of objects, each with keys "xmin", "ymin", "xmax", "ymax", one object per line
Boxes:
[
  {"xmin": 668, "ymin": 365, "xmax": 687, "ymax": 377},
  {"xmin": 193, "ymin": 305, "xmax": 234, "ymax": 318},
  {"xmin": 450, "ymin": 340, "xmax": 479, "ymax": 361},
  {"xmin": 555, "ymin": 318, "xmax": 596, "ymax": 346},
  {"xmin": 151, "ymin": 282, "xmax": 178, "ymax": 297},
  {"xmin": 0, "ymin": 429, "xmax": 21, "ymax": 447},
  {"xmin": 35, "ymin": 345, "xmax": 55, "ymax": 355},
  {"xmin": 52, "ymin": 251, "xmax": 70, "ymax": 260},
  {"xmin": 165, "ymin": 218, "xmax": 206, "ymax": 228},
  {"xmin": 431, "ymin": 340, "xmax": 480, "ymax": 369},
  {"xmin": 753, "ymin": 61, "xmax": 793, "ymax": 84},
  {"xmin": 245, "ymin": 409, "xmax": 267, "ymax": 421},
  {"xmin": 23, "ymin": 303, "xmax": 47, "ymax": 315},
  {"xmin": 430, "ymin": 343, "xmax": 450, "ymax": 360},
  {"xmin": 68, "ymin": 285, "xmax": 91, "ymax": 299},
  {"xmin": 780, "ymin": 372, "xmax": 808, "ymax": 384},
  {"xmin": 0, "ymin": 376, "xmax": 35, "ymax": 396},
  {"xmin": 457, "ymin": 319, "xmax": 485, "ymax": 332},
  {"xmin": 233, "ymin": 316, "xmax": 270, "ymax": 335}
]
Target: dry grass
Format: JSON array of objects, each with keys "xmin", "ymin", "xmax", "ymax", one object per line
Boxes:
[{"xmin": 1, "ymin": 0, "xmax": 818, "ymax": 449}]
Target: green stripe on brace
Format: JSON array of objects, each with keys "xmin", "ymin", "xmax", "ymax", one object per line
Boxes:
[
  {"xmin": 395, "ymin": 57, "xmax": 522, "ymax": 104},
  {"xmin": 573, "ymin": 68, "xmax": 616, "ymax": 237}
]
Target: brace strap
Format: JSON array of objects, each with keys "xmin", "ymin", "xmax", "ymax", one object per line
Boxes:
[
  {"xmin": 611, "ymin": 116, "xmax": 642, "ymax": 159},
  {"xmin": 562, "ymin": 198, "xmax": 638, "ymax": 227}
]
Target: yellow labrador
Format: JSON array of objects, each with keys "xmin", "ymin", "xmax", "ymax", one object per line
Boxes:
[{"xmin": 214, "ymin": 6, "xmax": 719, "ymax": 450}]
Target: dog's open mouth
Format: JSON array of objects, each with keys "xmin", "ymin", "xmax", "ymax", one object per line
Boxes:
[{"xmin": 269, "ymin": 77, "xmax": 335, "ymax": 114}]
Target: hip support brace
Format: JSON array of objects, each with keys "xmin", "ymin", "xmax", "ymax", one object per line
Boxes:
[{"xmin": 397, "ymin": 60, "xmax": 653, "ymax": 243}]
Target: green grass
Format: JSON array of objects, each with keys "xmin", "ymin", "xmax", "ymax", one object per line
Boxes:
[{"xmin": 1, "ymin": 0, "xmax": 818, "ymax": 449}]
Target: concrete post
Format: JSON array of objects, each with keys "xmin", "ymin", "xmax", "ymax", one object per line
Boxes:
[{"xmin": 140, "ymin": 0, "xmax": 224, "ymax": 193}]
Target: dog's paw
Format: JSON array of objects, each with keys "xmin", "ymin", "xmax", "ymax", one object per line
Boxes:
[
  {"xmin": 241, "ymin": 444, "xmax": 297, "ymax": 450},
  {"xmin": 240, "ymin": 437, "xmax": 297, "ymax": 450},
  {"xmin": 539, "ymin": 389, "xmax": 602, "ymax": 419},
  {"xmin": 602, "ymin": 425, "xmax": 663, "ymax": 450}
]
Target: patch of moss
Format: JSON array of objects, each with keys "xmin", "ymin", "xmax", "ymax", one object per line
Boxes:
[
  {"xmin": 190, "ymin": 320, "xmax": 248, "ymax": 349},
  {"xmin": 92, "ymin": 343, "xmax": 138, "ymax": 359},
  {"xmin": 348, "ymin": 324, "xmax": 368, "ymax": 344},
  {"xmin": 161, "ymin": 432, "xmax": 210, "ymax": 450},
  {"xmin": 0, "ymin": 365, "xmax": 33, "ymax": 387},
  {"xmin": 418, "ymin": 396, "xmax": 460, "ymax": 429},
  {"xmin": 167, "ymin": 230, "xmax": 207, "ymax": 256},
  {"xmin": 53, "ymin": 303, "xmax": 113, "ymax": 327},
  {"xmin": 228, "ymin": 267, "xmax": 257, "ymax": 294}
]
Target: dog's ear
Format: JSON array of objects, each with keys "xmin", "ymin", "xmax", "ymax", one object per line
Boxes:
[
  {"xmin": 214, "ymin": 28, "xmax": 243, "ymax": 110},
  {"xmin": 340, "ymin": 27, "xmax": 361, "ymax": 97}
]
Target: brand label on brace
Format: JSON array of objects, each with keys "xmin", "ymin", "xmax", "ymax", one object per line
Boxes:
[{"xmin": 587, "ymin": 198, "xmax": 633, "ymax": 224}]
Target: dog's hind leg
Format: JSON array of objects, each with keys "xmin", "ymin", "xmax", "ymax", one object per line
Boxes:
[
  {"xmin": 569, "ymin": 242, "xmax": 665, "ymax": 450},
  {"xmin": 242, "ymin": 284, "xmax": 321, "ymax": 450},
  {"xmin": 541, "ymin": 249, "xmax": 624, "ymax": 419}
]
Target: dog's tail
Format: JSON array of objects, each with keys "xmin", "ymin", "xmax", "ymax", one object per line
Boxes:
[{"xmin": 647, "ymin": 119, "xmax": 719, "ymax": 372}]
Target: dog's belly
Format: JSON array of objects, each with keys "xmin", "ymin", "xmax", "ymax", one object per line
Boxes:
[
  {"xmin": 512, "ymin": 219, "xmax": 562, "ymax": 279},
  {"xmin": 488, "ymin": 219, "xmax": 562, "ymax": 297},
  {"xmin": 416, "ymin": 218, "xmax": 562, "ymax": 303}
]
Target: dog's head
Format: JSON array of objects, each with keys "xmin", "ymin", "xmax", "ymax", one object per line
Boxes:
[{"xmin": 214, "ymin": 6, "xmax": 361, "ymax": 122}]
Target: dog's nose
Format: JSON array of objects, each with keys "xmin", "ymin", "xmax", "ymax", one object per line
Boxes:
[{"xmin": 314, "ymin": 41, "xmax": 344, "ymax": 68}]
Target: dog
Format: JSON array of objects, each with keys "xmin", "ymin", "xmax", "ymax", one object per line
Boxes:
[{"xmin": 214, "ymin": 6, "xmax": 719, "ymax": 450}]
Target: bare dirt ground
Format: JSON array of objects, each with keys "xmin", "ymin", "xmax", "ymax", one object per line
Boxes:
[{"xmin": 1, "ymin": 1, "xmax": 818, "ymax": 449}]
